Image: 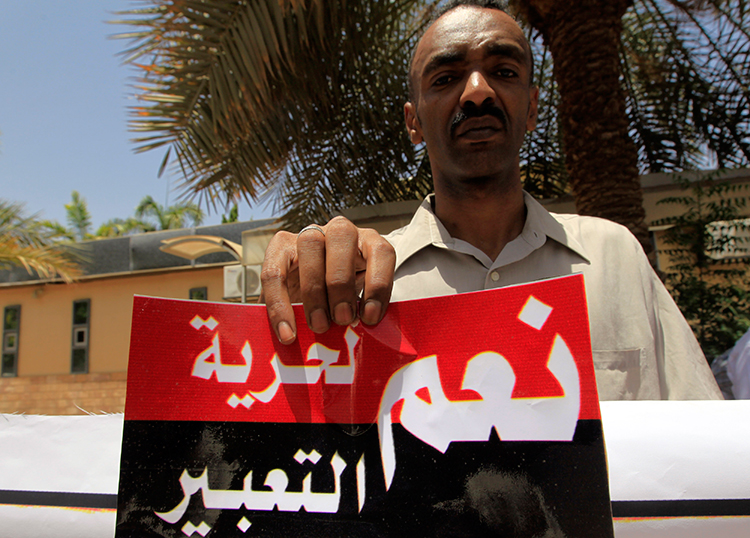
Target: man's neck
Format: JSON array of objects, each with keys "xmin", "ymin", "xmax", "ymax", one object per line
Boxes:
[{"xmin": 432, "ymin": 177, "xmax": 526, "ymax": 261}]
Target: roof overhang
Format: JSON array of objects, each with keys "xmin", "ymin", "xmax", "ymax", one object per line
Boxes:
[{"xmin": 159, "ymin": 235, "xmax": 242, "ymax": 261}]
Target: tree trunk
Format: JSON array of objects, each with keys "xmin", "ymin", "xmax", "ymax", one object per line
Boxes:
[{"xmin": 515, "ymin": 0, "xmax": 653, "ymax": 260}]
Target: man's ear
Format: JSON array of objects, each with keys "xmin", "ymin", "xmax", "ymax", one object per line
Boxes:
[
  {"xmin": 404, "ymin": 102, "xmax": 423, "ymax": 144},
  {"xmin": 526, "ymin": 86, "xmax": 539, "ymax": 132}
]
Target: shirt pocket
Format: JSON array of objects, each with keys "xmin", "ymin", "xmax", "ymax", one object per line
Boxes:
[{"xmin": 592, "ymin": 349, "xmax": 642, "ymax": 401}]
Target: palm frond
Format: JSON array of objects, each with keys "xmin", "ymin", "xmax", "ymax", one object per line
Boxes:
[
  {"xmin": 0, "ymin": 200, "xmax": 83, "ymax": 283},
  {"xmin": 623, "ymin": 0, "xmax": 750, "ymax": 172},
  {"xmin": 116, "ymin": 0, "xmax": 436, "ymax": 229}
]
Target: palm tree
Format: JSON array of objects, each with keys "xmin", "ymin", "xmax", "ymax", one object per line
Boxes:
[
  {"xmin": 134, "ymin": 195, "xmax": 204, "ymax": 231},
  {"xmin": 0, "ymin": 200, "xmax": 82, "ymax": 283},
  {"xmin": 116, "ymin": 0, "xmax": 750, "ymax": 255},
  {"xmin": 95, "ymin": 217, "xmax": 149, "ymax": 237},
  {"xmin": 64, "ymin": 191, "xmax": 94, "ymax": 241},
  {"xmin": 513, "ymin": 0, "xmax": 750, "ymax": 257},
  {"xmin": 43, "ymin": 191, "xmax": 97, "ymax": 242}
]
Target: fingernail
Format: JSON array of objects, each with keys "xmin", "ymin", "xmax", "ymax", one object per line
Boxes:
[
  {"xmin": 334, "ymin": 302, "xmax": 354, "ymax": 325},
  {"xmin": 277, "ymin": 321, "xmax": 295, "ymax": 344},
  {"xmin": 362, "ymin": 300, "xmax": 382, "ymax": 325},
  {"xmin": 310, "ymin": 308, "xmax": 329, "ymax": 333}
]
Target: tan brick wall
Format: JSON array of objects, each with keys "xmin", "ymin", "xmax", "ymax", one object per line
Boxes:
[{"xmin": 0, "ymin": 371, "xmax": 127, "ymax": 415}]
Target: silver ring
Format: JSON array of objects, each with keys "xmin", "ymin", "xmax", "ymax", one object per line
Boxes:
[{"xmin": 299, "ymin": 224, "xmax": 326, "ymax": 237}]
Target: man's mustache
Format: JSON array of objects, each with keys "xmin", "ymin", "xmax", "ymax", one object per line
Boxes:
[{"xmin": 451, "ymin": 103, "xmax": 507, "ymax": 137}]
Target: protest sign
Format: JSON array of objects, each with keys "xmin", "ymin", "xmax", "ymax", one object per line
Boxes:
[{"xmin": 116, "ymin": 274, "xmax": 613, "ymax": 537}]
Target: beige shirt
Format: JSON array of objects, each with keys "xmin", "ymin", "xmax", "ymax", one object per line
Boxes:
[{"xmin": 385, "ymin": 193, "xmax": 722, "ymax": 401}]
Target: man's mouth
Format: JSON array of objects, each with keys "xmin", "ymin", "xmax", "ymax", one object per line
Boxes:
[
  {"xmin": 451, "ymin": 104, "xmax": 507, "ymax": 139},
  {"xmin": 455, "ymin": 118, "xmax": 503, "ymax": 139}
]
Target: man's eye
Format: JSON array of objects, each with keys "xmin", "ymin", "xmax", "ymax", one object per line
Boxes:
[
  {"xmin": 497, "ymin": 68, "xmax": 518, "ymax": 78},
  {"xmin": 433, "ymin": 75, "xmax": 454, "ymax": 86}
]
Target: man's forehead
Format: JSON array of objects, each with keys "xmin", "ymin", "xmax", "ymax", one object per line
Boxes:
[{"xmin": 412, "ymin": 7, "xmax": 529, "ymax": 78}]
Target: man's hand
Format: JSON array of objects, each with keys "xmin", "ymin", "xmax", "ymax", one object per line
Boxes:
[{"xmin": 261, "ymin": 216, "xmax": 396, "ymax": 344}]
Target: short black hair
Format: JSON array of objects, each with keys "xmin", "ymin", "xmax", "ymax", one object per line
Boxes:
[{"xmin": 408, "ymin": 0, "xmax": 534, "ymax": 100}]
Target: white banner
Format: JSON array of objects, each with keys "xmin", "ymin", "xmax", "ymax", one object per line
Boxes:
[{"xmin": 1, "ymin": 401, "xmax": 748, "ymax": 537}]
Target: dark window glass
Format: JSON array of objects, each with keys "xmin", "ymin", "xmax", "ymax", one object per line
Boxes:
[
  {"xmin": 4, "ymin": 308, "xmax": 19, "ymax": 331},
  {"xmin": 2, "ymin": 354, "xmax": 15, "ymax": 376},
  {"xmin": 71, "ymin": 348, "xmax": 87, "ymax": 374},
  {"xmin": 71, "ymin": 300, "xmax": 90, "ymax": 374},
  {"xmin": 73, "ymin": 301, "xmax": 90, "ymax": 325},
  {"xmin": 190, "ymin": 287, "xmax": 208, "ymax": 301}
]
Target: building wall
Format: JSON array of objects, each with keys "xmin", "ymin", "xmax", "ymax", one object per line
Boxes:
[
  {"xmin": 540, "ymin": 169, "xmax": 750, "ymax": 272},
  {"xmin": 0, "ymin": 266, "xmax": 226, "ymax": 414}
]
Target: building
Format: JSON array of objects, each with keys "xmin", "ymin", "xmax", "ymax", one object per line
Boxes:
[
  {"xmin": 542, "ymin": 168, "xmax": 750, "ymax": 271},
  {"xmin": 0, "ymin": 220, "xmax": 277, "ymax": 415}
]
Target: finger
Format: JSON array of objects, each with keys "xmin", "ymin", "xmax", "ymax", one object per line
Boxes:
[
  {"xmin": 297, "ymin": 224, "xmax": 331, "ymax": 333},
  {"xmin": 260, "ymin": 231, "xmax": 299, "ymax": 345},
  {"xmin": 324, "ymin": 217, "xmax": 361, "ymax": 326},
  {"xmin": 358, "ymin": 228, "xmax": 396, "ymax": 325}
]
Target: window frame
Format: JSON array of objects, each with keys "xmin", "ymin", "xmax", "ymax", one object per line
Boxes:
[
  {"xmin": 71, "ymin": 299, "xmax": 91, "ymax": 374},
  {"xmin": 2, "ymin": 305, "xmax": 21, "ymax": 377}
]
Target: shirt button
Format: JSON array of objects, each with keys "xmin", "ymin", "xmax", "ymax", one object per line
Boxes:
[{"xmin": 490, "ymin": 271, "xmax": 500, "ymax": 282}]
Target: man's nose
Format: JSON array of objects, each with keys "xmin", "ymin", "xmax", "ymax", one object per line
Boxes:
[{"xmin": 460, "ymin": 71, "xmax": 495, "ymax": 108}]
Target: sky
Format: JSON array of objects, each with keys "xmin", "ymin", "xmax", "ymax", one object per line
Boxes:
[{"xmin": 0, "ymin": 0, "xmax": 276, "ymax": 231}]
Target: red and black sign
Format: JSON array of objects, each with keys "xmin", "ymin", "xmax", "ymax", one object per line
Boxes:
[{"xmin": 117, "ymin": 274, "xmax": 613, "ymax": 537}]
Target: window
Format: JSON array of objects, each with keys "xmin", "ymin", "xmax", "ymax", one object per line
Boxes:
[
  {"xmin": 71, "ymin": 299, "xmax": 90, "ymax": 374},
  {"xmin": 190, "ymin": 287, "xmax": 208, "ymax": 301},
  {"xmin": 2, "ymin": 305, "xmax": 20, "ymax": 377},
  {"xmin": 707, "ymin": 218, "xmax": 750, "ymax": 260}
]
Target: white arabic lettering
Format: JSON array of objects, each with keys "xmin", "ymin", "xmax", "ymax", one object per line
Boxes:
[
  {"xmin": 156, "ymin": 451, "xmax": 349, "ymax": 524},
  {"xmin": 181, "ymin": 520, "xmax": 211, "ymax": 537},
  {"xmin": 356, "ymin": 454, "xmax": 366, "ymax": 513},
  {"xmin": 191, "ymin": 333, "xmax": 251, "ymax": 383},
  {"xmin": 377, "ymin": 298, "xmax": 580, "ymax": 490},
  {"xmin": 190, "ymin": 315, "xmax": 218, "ymax": 331},
  {"xmin": 190, "ymin": 321, "xmax": 361, "ymax": 409},
  {"xmin": 250, "ymin": 326, "xmax": 360, "ymax": 402}
]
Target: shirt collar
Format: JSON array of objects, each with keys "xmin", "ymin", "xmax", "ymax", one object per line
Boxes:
[
  {"xmin": 391, "ymin": 191, "xmax": 590, "ymax": 271},
  {"xmin": 522, "ymin": 192, "xmax": 590, "ymax": 262}
]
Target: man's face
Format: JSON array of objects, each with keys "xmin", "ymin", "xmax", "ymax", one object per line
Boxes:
[{"xmin": 405, "ymin": 7, "xmax": 538, "ymax": 186}]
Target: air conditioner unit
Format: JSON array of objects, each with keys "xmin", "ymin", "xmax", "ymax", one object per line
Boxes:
[{"xmin": 223, "ymin": 264, "xmax": 262, "ymax": 301}]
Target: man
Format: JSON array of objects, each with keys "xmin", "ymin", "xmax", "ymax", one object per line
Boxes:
[
  {"xmin": 727, "ymin": 328, "xmax": 750, "ymax": 399},
  {"xmin": 261, "ymin": 0, "xmax": 721, "ymax": 400}
]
